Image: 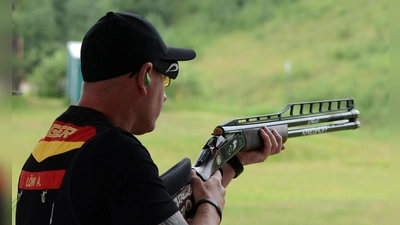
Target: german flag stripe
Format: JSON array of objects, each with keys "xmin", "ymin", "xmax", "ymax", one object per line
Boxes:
[
  {"xmin": 19, "ymin": 170, "xmax": 66, "ymax": 190},
  {"xmin": 32, "ymin": 121, "xmax": 97, "ymax": 162},
  {"xmin": 32, "ymin": 141, "xmax": 86, "ymax": 162},
  {"xmin": 41, "ymin": 121, "xmax": 96, "ymax": 142}
]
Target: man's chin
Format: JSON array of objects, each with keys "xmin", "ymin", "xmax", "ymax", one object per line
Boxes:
[{"xmin": 133, "ymin": 125, "xmax": 156, "ymax": 135}]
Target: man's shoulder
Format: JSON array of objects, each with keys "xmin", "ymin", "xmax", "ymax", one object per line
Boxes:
[
  {"xmin": 83, "ymin": 127, "xmax": 149, "ymax": 160},
  {"xmin": 94, "ymin": 126, "xmax": 141, "ymax": 147}
]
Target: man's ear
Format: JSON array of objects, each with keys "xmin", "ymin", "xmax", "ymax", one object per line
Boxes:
[{"xmin": 137, "ymin": 63, "xmax": 153, "ymax": 95}]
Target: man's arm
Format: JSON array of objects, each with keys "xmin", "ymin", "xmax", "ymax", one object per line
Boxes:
[
  {"xmin": 158, "ymin": 211, "xmax": 187, "ymax": 225},
  {"xmin": 159, "ymin": 206, "xmax": 221, "ymax": 225}
]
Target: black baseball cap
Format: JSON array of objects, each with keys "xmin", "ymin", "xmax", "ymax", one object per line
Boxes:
[{"xmin": 80, "ymin": 11, "xmax": 196, "ymax": 82}]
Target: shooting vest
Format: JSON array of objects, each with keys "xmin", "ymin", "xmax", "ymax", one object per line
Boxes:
[{"xmin": 16, "ymin": 119, "xmax": 97, "ymax": 225}]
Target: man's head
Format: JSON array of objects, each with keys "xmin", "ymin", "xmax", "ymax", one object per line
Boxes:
[
  {"xmin": 80, "ymin": 11, "xmax": 196, "ymax": 82},
  {"xmin": 78, "ymin": 12, "xmax": 196, "ymax": 134}
]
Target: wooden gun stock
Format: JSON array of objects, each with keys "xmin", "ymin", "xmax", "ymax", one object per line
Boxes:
[{"xmin": 161, "ymin": 98, "xmax": 361, "ymax": 219}]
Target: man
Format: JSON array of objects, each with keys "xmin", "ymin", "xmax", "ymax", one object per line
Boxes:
[{"xmin": 16, "ymin": 12, "xmax": 284, "ymax": 224}]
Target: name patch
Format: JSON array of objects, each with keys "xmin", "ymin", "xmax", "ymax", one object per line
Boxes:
[{"xmin": 19, "ymin": 170, "xmax": 66, "ymax": 190}]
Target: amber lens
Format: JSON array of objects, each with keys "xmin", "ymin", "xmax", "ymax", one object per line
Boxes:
[{"xmin": 163, "ymin": 75, "xmax": 171, "ymax": 87}]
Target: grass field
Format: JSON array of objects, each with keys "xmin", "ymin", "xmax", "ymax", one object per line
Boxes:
[{"xmin": 11, "ymin": 96, "xmax": 389, "ymax": 225}]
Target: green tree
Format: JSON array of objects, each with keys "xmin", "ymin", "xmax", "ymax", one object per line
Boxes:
[{"xmin": 13, "ymin": 0, "xmax": 60, "ymax": 88}]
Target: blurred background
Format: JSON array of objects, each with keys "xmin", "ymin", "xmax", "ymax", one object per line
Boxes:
[{"xmin": 11, "ymin": 0, "xmax": 388, "ymax": 224}]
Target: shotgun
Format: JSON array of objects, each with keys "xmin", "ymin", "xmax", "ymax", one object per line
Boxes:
[{"xmin": 160, "ymin": 98, "xmax": 360, "ymax": 219}]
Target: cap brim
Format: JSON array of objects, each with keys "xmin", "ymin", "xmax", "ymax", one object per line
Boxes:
[
  {"xmin": 153, "ymin": 60, "xmax": 179, "ymax": 79},
  {"xmin": 162, "ymin": 47, "xmax": 196, "ymax": 61}
]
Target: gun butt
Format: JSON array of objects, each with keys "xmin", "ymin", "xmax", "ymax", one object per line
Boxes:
[{"xmin": 160, "ymin": 158, "xmax": 192, "ymax": 196}]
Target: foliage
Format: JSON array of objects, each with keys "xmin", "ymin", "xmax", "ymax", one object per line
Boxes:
[
  {"xmin": 169, "ymin": 0, "xmax": 388, "ymax": 131},
  {"xmin": 28, "ymin": 49, "xmax": 67, "ymax": 97},
  {"xmin": 12, "ymin": 0, "xmax": 293, "ymax": 86},
  {"xmin": 11, "ymin": 0, "xmax": 389, "ymax": 131}
]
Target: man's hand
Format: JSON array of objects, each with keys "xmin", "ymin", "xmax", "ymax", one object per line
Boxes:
[
  {"xmin": 190, "ymin": 170, "xmax": 225, "ymax": 224},
  {"xmin": 191, "ymin": 170, "xmax": 226, "ymax": 209},
  {"xmin": 236, "ymin": 126, "xmax": 285, "ymax": 166}
]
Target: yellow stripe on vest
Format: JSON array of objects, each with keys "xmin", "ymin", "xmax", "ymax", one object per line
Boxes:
[{"xmin": 32, "ymin": 141, "xmax": 85, "ymax": 162}]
